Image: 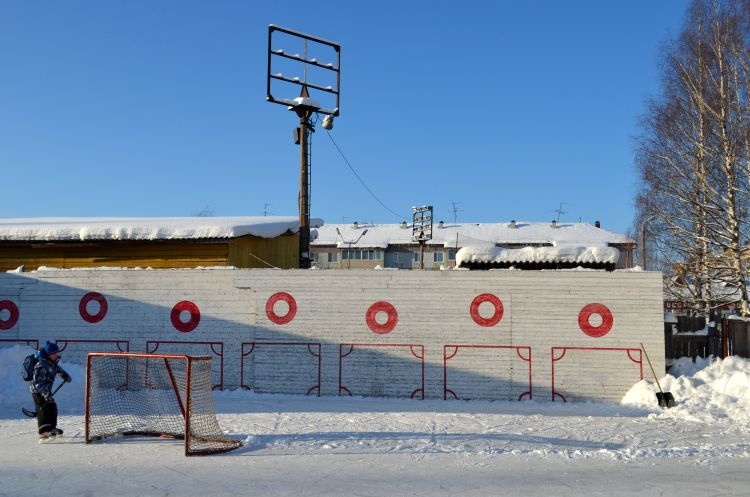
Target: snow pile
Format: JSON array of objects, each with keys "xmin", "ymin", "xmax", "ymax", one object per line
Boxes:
[
  {"xmin": 623, "ymin": 356, "xmax": 750, "ymax": 423},
  {"xmin": 0, "ymin": 345, "xmax": 85, "ymax": 414}
]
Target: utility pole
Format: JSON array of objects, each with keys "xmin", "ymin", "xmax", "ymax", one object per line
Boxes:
[
  {"xmin": 266, "ymin": 25, "xmax": 340, "ymax": 268},
  {"xmin": 295, "ymin": 86, "xmax": 313, "ymax": 268}
]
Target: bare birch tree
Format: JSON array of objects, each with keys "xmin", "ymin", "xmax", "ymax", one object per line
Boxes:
[{"xmin": 635, "ymin": 0, "xmax": 750, "ymax": 316}]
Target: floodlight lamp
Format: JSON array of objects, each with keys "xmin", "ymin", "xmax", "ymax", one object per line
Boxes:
[{"xmin": 321, "ymin": 114, "xmax": 334, "ymax": 130}]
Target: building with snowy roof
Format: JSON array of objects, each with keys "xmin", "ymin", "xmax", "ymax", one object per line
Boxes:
[
  {"xmin": 311, "ymin": 220, "xmax": 635, "ymax": 271},
  {"xmin": 0, "ymin": 216, "xmax": 321, "ymax": 271}
]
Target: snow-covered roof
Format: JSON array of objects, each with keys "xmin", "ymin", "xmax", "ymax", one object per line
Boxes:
[
  {"xmin": 0, "ymin": 216, "xmax": 324, "ymax": 241},
  {"xmin": 311, "ymin": 221, "xmax": 633, "ymax": 249},
  {"xmin": 455, "ymin": 245, "xmax": 620, "ymax": 267}
]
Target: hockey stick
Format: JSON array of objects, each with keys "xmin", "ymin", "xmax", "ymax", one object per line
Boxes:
[{"xmin": 21, "ymin": 382, "xmax": 65, "ymax": 418}]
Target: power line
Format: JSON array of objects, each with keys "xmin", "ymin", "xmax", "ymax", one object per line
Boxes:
[{"xmin": 324, "ymin": 131, "xmax": 406, "ymax": 221}]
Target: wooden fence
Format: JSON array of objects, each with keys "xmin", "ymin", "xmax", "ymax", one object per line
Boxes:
[
  {"xmin": 665, "ymin": 318, "xmax": 750, "ymax": 361},
  {"xmin": 725, "ymin": 319, "xmax": 750, "ymax": 357}
]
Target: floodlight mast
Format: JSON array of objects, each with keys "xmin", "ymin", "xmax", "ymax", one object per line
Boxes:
[
  {"xmin": 412, "ymin": 206, "xmax": 433, "ymax": 270},
  {"xmin": 336, "ymin": 227, "xmax": 368, "ymax": 269},
  {"xmin": 267, "ymin": 25, "xmax": 341, "ymax": 269}
]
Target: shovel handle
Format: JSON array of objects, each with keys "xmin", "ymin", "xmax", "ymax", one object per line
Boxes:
[{"xmin": 641, "ymin": 342, "xmax": 664, "ymax": 394}]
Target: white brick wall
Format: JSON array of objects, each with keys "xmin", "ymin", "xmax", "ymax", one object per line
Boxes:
[{"xmin": 0, "ymin": 268, "xmax": 664, "ymax": 402}]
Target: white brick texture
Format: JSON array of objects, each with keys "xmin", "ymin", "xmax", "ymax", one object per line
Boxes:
[{"xmin": 0, "ymin": 269, "xmax": 663, "ymax": 402}]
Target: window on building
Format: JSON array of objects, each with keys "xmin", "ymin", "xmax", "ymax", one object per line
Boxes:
[
  {"xmin": 433, "ymin": 252, "xmax": 444, "ymax": 263},
  {"xmin": 341, "ymin": 249, "xmax": 381, "ymax": 261},
  {"xmin": 448, "ymin": 248, "xmax": 457, "ymax": 261}
]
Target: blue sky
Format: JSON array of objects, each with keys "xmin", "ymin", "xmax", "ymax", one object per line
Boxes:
[{"xmin": 0, "ymin": 1, "xmax": 690, "ymax": 235}]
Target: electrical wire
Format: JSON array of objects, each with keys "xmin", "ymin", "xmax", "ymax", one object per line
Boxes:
[
  {"xmin": 248, "ymin": 251, "xmax": 280, "ymax": 269},
  {"xmin": 324, "ymin": 130, "xmax": 407, "ymax": 221}
]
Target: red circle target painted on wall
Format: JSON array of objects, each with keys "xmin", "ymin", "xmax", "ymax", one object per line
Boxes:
[
  {"xmin": 366, "ymin": 301, "xmax": 398, "ymax": 334},
  {"xmin": 578, "ymin": 303, "xmax": 614, "ymax": 338},
  {"xmin": 470, "ymin": 293, "xmax": 504, "ymax": 327},
  {"xmin": 266, "ymin": 292, "xmax": 297, "ymax": 325},
  {"xmin": 79, "ymin": 292, "xmax": 108, "ymax": 324},
  {"xmin": 171, "ymin": 300, "xmax": 201, "ymax": 333},
  {"xmin": 0, "ymin": 300, "xmax": 19, "ymax": 330}
]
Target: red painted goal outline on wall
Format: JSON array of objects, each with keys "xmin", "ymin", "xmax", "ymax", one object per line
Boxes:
[
  {"xmin": 56, "ymin": 339, "xmax": 130, "ymax": 358},
  {"xmin": 443, "ymin": 344, "xmax": 532, "ymax": 400},
  {"xmin": 1, "ymin": 340, "xmax": 128, "ymax": 360},
  {"xmin": 147, "ymin": 341, "xmax": 226, "ymax": 390},
  {"xmin": 241, "ymin": 342, "xmax": 321, "ymax": 395},
  {"xmin": 550, "ymin": 346, "xmax": 643, "ymax": 402},
  {"xmin": 0, "ymin": 338, "xmax": 38, "ymax": 349},
  {"xmin": 339, "ymin": 343, "xmax": 425, "ymax": 399}
]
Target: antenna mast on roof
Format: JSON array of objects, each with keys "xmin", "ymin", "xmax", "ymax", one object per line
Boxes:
[
  {"xmin": 554, "ymin": 202, "xmax": 567, "ymax": 222},
  {"xmin": 451, "ymin": 201, "xmax": 462, "ymax": 224}
]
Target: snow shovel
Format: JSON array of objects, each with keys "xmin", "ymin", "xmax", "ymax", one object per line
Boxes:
[{"xmin": 641, "ymin": 342, "xmax": 675, "ymax": 408}]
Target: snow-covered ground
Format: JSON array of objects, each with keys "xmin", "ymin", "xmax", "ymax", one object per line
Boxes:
[{"xmin": 1, "ymin": 345, "xmax": 749, "ymax": 496}]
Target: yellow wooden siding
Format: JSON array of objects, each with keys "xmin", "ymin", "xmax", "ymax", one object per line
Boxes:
[
  {"xmin": 0, "ymin": 234, "xmax": 299, "ymax": 271},
  {"xmin": 228, "ymin": 233, "xmax": 298, "ymax": 268}
]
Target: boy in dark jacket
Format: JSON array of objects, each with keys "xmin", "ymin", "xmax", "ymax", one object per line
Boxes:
[{"xmin": 30, "ymin": 341, "xmax": 71, "ymax": 439}]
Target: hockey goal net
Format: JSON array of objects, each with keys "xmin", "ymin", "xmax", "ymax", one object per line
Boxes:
[{"xmin": 85, "ymin": 352, "xmax": 241, "ymax": 456}]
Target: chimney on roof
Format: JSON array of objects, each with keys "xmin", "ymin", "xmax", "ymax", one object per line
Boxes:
[
  {"xmin": 438, "ymin": 220, "xmax": 444, "ymax": 229},
  {"xmin": 509, "ymin": 220, "xmax": 517, "ymax": 229},
  {"xmin": 551, "ymin": 220, "xmax": 558, "ymax": 228},
  {"xmin": 595, "ymin": 220, "xmax": 601, "ymax": 228},
  {"xmin": 353, "ymin": 221, "xmax": 359, "ymax": 229},
  {"xmin": 400, "ymin": 221, "xmax": 408, "ymax": 229}
]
